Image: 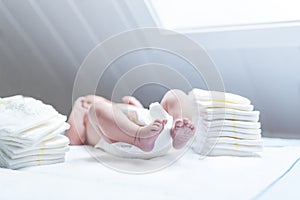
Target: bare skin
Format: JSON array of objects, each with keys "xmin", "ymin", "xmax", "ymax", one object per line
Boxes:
[
  {"xmin": 66, "ymin": 89, "xmax": 196, "ymax": 152},
  {"xmin": 161, "ymin": 90, "xmax": 196, "ymax": 149}
]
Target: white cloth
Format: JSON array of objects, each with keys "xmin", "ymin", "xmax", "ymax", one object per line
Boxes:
[
  {"xmin": 95, "ymin": 102, "xmax": 174, "ymax": 159},
  {"xmin": 0, "ymin": 95, "xmax": 70, "ymax": 169}
]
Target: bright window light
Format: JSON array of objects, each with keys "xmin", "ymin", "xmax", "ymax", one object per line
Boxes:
[{"xmin": 146, "ymin": 0, "xmax": 300, "ymax": 31}]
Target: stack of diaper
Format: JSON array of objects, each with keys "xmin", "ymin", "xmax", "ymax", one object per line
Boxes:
[
  {"xmin": 189, "ymin": 89, "xmax": 263, "ymax": 157},
  {"xmin": 0, "ymin": 95, "xmax": 70, "ymax": 169}
]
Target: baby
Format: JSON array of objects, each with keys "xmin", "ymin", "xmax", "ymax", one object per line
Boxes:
[{"xmin": 65, "ymin": 89, "xmax": 196, "ymax": 152}]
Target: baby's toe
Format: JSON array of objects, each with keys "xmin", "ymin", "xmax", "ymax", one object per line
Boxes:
[
  {"xmin": 175, "ymin": 119, "xmax": 184, "ymax": 128},
  {"xmin": 183, "ymin": 118, "xmax": 190, "ymax": 125}
]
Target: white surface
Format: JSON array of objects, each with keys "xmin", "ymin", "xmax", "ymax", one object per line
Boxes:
[
  {"xmin": 0, "ymin": 138, "xmax": 300, "ymax": 200},
  {"xmin": 258, "ymin": 157, "xmax": 300, "ymax": 199}
]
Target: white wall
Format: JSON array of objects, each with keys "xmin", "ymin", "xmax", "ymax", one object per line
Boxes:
[{"xmin": 0, "ymin": 0, "xmax": 299, "ymax": 137}]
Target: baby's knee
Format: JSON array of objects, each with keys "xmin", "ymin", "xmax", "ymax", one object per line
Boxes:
[
  {"xmin": 162, "ymin": 89, "xmax": 185, "ymax": 106},
  {"xmin": 89, "ymin": 102, "xmax": 106, "ymax": 118},
  {"xmin": 88, "ymin": 101, "xmax": 114, "ymax": 124}
]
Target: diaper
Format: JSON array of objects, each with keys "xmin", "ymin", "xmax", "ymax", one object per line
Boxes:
[
  {"xmin": 0, "ymin": 134, "xmax": 69, "ymax": 169},
  {"xmin": 95, "ymin": 102, "xmax": 174, "ymax": 159},
  {"xmin": 0, "ymin": 152, "xmax": 66, "ymax": 169},
  {"xmin": 190, "ymin": 88, "xmax": 251, "ymax": 105},
  {"xmin": 201, "ymin": 127, "xmax": 262, "ymax": 135},
  {"xmin": 203, "ymin": 108, "xmax": 259, "ymax": 116},
  {"xmin": 202, "ymin": 120, "xmax": 261, "ymax": 129},
  {"xmin": 194, "ymin": 135, "xmax": 263, "ymax": 156},
  {"xmin": 196, "ymin": 101, "xmax": 254, "ymax": 111},
  {"xmin": 189, "ymin": 88, "xmax": 263, "ymax": 157},
  {"xmin": 0, "ymin": 96, "xmax": 60, "ymax": 134},
  {"xmin": 0, "ymin": 115, "xmax": 68, "ymax": 147},
  {"xmin": 205, "ymin": 148, "xmax": 260, "ymax": 157},
  {"xmin": 0, "ymin": 95, "xmax": 70, "ymax": 169},
  {"xmin": 205, "ymin": 131, "xmax": 261, "ymax": 140}
]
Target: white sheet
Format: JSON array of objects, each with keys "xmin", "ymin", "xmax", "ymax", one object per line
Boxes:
[{"xmin": 1, "ymin": 137, "xmax": 300, "ymax": 200}]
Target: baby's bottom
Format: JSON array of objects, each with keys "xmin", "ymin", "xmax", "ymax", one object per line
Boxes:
[
  {"xmin": 65, "ymin": 95, "xmax": 111, "ymax": 145},
  {"xmin": 66, "ymin": 90, "xmax": 195, "ymax": 151},
  {"xmin": 66, "ymin": 96, "xmax": 166, "ymax": 152}
]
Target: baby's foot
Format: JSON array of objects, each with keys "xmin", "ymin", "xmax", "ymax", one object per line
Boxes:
[
  {"xmin": 135, "ymin": 119, "xmax": 167, "ymax": 152},
  {"xmin": 171, "ymin": 118, "xmax": 196, "ymax": 149}
]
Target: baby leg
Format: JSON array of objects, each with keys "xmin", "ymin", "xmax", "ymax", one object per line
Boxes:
[
  {"xmin": 161, "ymin": 89, "xmax": 196, "ymax": 149},
  {"xmin": 87, "ymin": 101, "xmax": 166, "ymax": 152},
  {"xmin": 122, "ymin": 96, "xmax": 144, "ymax": 108},
  {"xmin": 65, "ymin": 97, "xmax": 89, "ymax": 145},
  {"xmin": 66, "ymin": 96, "xmax": 110, "ymax": 145}
]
